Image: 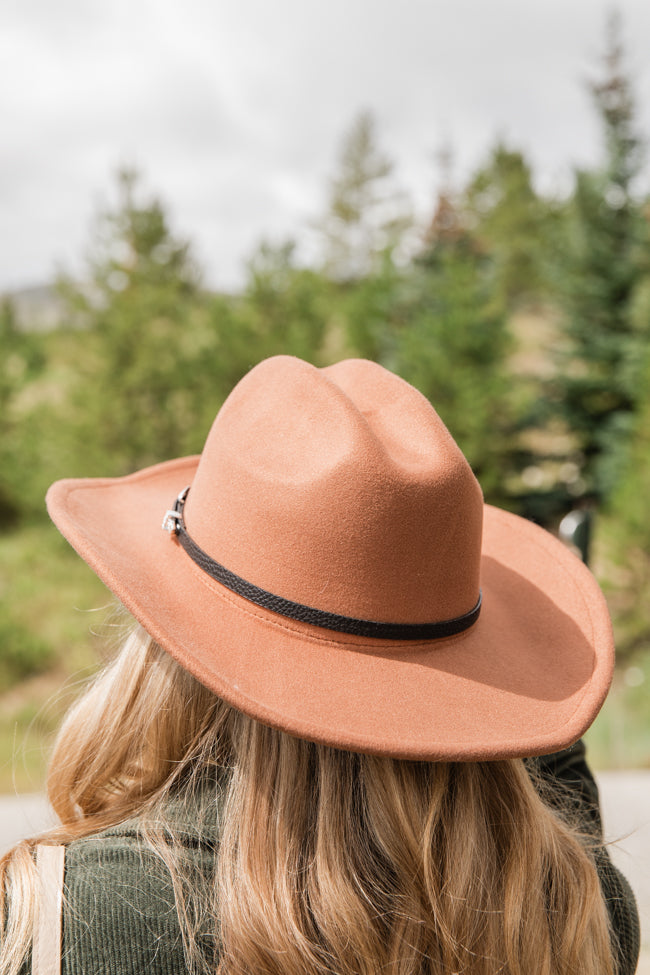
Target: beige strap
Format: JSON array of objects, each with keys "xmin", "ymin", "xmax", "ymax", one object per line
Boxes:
[{"xmin": 32, "ymin": 845, "xmax": 65, "ymax": 975}]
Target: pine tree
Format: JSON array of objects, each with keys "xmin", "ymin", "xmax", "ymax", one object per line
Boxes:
[
  {"xmin": 556, "ymin": 11, "xmax": 645, "ymax": 499},
  {"xmin": 0, "ymin": 297, "xmax": 46, "ymax": 524},
  {"xmin": 463, "ymin": 142, "xmax": 553, "ymax": 310},
  {"xmin": 394, "ymin": 193, "xmax": 516, "ymax": 504},
  {"xmin": 202, "ymin": 238, "xmax": 333, "ymax": 394},
  {"xmin": 60, "ymin": 168, "xmax": 218, "ymax": 473},
  {"xmin": 319, "ymin": 111, "xmax": 411, "ymax": 280}
]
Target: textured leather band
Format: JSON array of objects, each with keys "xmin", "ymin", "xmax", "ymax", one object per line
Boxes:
[{"xmin": 163, "ymin": 487, "xmax": 482, "ymax": 641}]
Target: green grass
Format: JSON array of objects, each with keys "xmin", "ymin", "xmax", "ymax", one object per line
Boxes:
[
  {"xmin": 0, "ymin": 691, "xmax": 61, "ymax": 793},
  {"xmin": 0, "ymin": 521, "xmax": 111, "ymax": 791},
  {"xmin": 585, "ymin": 656, "xmax": 650, "ymax": 770},
  {"xmin": 0, "ymin": 522, "xmax": 112, "ymax": 668}
]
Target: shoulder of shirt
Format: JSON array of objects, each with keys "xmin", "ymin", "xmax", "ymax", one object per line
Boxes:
[
  {"xmin": 67, "ymin": 771, "xmax": 224, "ymax": 852},
  {"xmin": 57, "ymin": 780, "xmax": 222, "ymax": 974}
]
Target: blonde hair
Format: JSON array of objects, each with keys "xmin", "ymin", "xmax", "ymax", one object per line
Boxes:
[{"xmin": 1, "ymin": 627, "xmax": 615, "ymax": 975}]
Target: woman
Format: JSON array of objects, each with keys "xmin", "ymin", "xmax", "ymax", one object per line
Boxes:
[{"xmin": 0, "ymin": 356, "xmax": 640, "ymax": 975}]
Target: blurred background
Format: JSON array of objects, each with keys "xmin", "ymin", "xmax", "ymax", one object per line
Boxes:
[{"xmin": 2, "ymin": 0, "xmax": 650, "ymax": 791}]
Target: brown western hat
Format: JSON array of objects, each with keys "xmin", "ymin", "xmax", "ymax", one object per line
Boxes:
[{"xmin": 46, "ymin": 356, "xmax": 614, "ymax": 761}]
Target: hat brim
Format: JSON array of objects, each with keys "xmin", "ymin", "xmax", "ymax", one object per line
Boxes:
[{"xmin": 46, "ymin": 457, "xmax": 614, "ymax": 761}]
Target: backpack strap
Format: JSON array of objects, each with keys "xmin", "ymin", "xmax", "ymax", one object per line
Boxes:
[{"xmin": 32, "ymin": 845, "xmax": 66, "ymax": 975}]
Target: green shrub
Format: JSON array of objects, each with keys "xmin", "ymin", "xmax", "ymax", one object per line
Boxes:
[{"xmin": 0, "ymin": 616, "xmax": 54, "ymax": 689}]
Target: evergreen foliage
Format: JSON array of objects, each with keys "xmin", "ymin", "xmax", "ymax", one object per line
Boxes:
[
  {"xmin": 395, "ymin": 197, "xmax": 516, "ymax": 503},
  {"xmin": 463, "ymin": 143, "xmax": 554, "ymax": 310},
  {"xmin": 319, "ymin": 111, "xmax": 412, "ymax": 280},
  {"xmin": 0, "ymin": 298, "xmax": 46, "ymax": 525},
  {"xmin": 239, "ymin": 240, "xmax": 332, "ymax": 365},
  {"xmin": 554, "ymin": 11, "xmax": 647, "ymax": 500},
  {"xmin": 334, "ymin": 255, "xmax": 404, "ymax": 365},
  {"xmin": 59, "ymin": 168, "xmax": 221, "ymax": 473}
]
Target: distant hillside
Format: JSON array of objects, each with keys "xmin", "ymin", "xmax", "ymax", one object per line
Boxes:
[{"xmin": 3, "ymin": 284, "xmax": 66, "ymax": 332}]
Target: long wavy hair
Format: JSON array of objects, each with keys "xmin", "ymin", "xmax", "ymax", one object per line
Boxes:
[{"xmin": 1, "ymin": 626, "xmax": 614, "ymax": 975}]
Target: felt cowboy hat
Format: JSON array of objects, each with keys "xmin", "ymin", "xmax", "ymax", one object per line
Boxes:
[{"xmin": 46, "ymin": 356, "xmax": 614, "ymax": 761}]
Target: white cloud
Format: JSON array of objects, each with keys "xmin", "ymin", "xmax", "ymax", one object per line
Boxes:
[{"xmin": 1, "ymin": 0, "xmax": 650, "ymax": 291}]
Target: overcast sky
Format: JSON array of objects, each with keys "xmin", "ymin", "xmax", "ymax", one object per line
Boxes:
[{"xmin": 2, "ymin": 0, "xmax": 650, "ymax": 293}]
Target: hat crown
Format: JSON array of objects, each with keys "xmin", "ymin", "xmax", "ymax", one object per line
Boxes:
[{"xmin": 185, "ymin": 356, "xmax": 483, "ymax": 626}]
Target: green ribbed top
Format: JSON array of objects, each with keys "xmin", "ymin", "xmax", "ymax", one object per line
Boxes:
[
  {"xmin": 61, "ymin": 826, "xmax": 200, "ymax": 973},
  {"xmin": 21, "ymin": 781, "xmax": 221, "ymax": 975}
]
